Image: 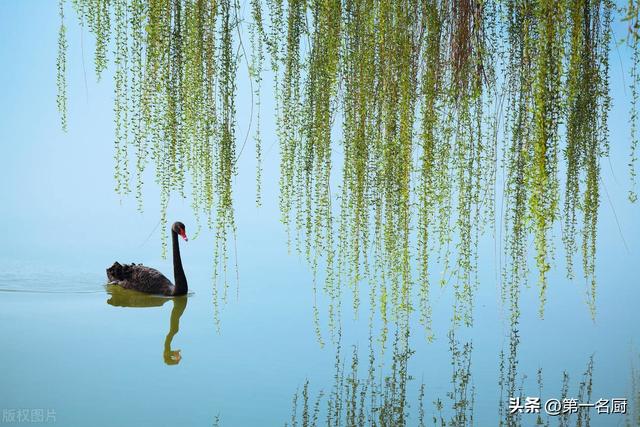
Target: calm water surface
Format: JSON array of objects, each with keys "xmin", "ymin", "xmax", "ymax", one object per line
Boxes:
[{"xmin": 0, "ymin": 254, "xmax": 637, "ymax": 426}]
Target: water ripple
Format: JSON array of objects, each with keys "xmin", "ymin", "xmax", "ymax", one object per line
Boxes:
[{"xmin": 0, "ymin": 263, "xmax": 105, "ymax": 294}]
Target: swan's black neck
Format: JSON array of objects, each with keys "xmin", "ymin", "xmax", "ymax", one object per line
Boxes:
[{"xmin": 171, "ymin": 230, "xmax": 188, "ymax": 296}]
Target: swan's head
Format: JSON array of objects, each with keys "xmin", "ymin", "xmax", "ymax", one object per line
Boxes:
[{"xmin": 172, "ymin": 222, "xmax": 188, "ymax": 241}]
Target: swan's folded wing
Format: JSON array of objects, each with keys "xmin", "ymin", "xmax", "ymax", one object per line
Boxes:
[{"xmin": 109, "ymin": 264, "xmax": 173, "ymax": 295}]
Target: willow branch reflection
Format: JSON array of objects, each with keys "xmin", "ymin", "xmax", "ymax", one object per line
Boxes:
[
  {"xmin": 287, "ymin": 320, "xmax": 423, "ymax": 426},
  {"xmin": 105, "ymin": 285, "xmax": 188, "ymax": 365},
  {"xmin": 288, "ymin": 321, "xmax": 604, "ymax": 426}
]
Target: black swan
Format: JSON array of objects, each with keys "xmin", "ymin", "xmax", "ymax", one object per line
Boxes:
[{"xmin": 107, "ymin": 222, "xmax": 188, "ymax": 296}]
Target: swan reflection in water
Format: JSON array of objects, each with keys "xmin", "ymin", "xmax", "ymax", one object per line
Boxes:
[{"xmin": 106, "ymin": 285, "xmax": 188, "ymax": 365}]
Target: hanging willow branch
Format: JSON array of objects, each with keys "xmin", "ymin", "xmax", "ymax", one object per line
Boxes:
[
  {"xmin": 57, "ymin": 0, "xmax": 68, "ymax": 132},
  {"xmin": 564, "ymin": 0, "xmax": 612, "ymax": 317},
  {"xmin": 625, "ymin": 0, "xmax": 640, "ymax": 203},
  {"xmin": 56, "ymin": 0, "xmax": 626, "ymax": 338}
]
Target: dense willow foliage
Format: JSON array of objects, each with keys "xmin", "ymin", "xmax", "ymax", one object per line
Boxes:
[
  {"xmin": 252, "ymin": 0, "xmax": 498, "ymax": 341},
  {"xmin": 60, "ymin": 0, "xmax": 244, "ymax": 319},
  {"xmin": 251, "ymin": 0, "xmax": 614, "ymax": 339},
  {"xmin": 57, "ymin": 0, "xmax": 633, "ymax": 337},
  {"xmin": 502, "ymin": 0, "xmax": 612, "ymax": 320}
]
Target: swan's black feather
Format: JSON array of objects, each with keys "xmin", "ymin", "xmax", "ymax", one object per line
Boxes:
[{"xmin": 106, "ymin": 262, "xmax": 174, "ymax": 295}]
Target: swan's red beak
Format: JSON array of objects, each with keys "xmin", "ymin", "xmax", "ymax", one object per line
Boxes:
[{"xmin": 179, "ymin": 230, "xmax": 188, "ymax": 241}]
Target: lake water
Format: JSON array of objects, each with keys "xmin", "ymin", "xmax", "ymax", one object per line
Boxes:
[{"xmin": 1, "ymin": 249, "xmax": 637, "ymax": 426}]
